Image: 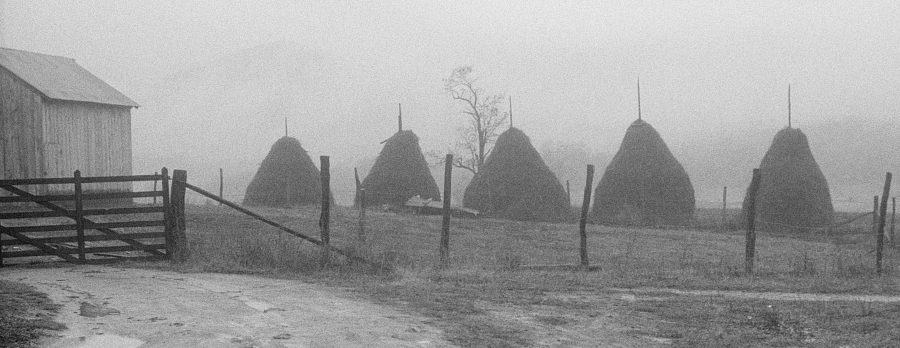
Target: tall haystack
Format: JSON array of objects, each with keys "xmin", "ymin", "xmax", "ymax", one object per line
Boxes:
[
  {"xmin": 742, "ymin": 127, "xmax": 833, "ymax": 232},
  {"xmin": 591, "ymin": 120, "xmax": 695, "ymax": 225},
  {"xmin": 360, "ymin": 130, "xmax": 441, "ymax": 206},
  {"xmin": 463, "ymin": 127, "xmax": 571, "ymax": 222},
  {"xmin": 243, "ymin": 136, "xmax": 322, "ymax": 207}
]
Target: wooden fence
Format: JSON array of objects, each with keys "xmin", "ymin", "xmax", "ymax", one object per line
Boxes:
[{"xmin": 0, "ymin": 169, "xmax": 174, "ymax": 266}]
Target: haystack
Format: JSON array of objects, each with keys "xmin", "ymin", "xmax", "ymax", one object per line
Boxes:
[
  {"xmin": 359, "ymin": 130, "xmax": 441, "ymax": 206},
  {"xmin": 243, "ymin": 136, "xmax": 322, "ymax": 207},
  {"xmin": 463, "ymin": 127, "xmax": 571, "ymax": 222},
  {"xmin": 742, "ymin": 127, "xmax": 833, "ymax": 232},
  {"xmin": 591, "ymin": 120, "xmax": 695, "ymax": 225}
]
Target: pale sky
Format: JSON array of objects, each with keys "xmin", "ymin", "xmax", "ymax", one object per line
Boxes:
[{"xmin": 5, "ymin": 1, "xmax": 899, "ymax": 205}]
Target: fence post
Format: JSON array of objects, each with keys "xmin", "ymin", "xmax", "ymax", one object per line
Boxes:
[
  {"xmin": 358, "ymin": 188, "xmax": 367, "ymax": 251},
  {"xmin": 74, "ymin": 170, "xmax": 86, "ymax": 264},
  {"xmin": 566, "ymin": 180, "xmax": 571, "ymax": 208},
  {"xmin": 579, "ymin": 165, "xmax": 595, "ymax": 267},
  {"xmin": 171, "ymin": 170, "xmax": 188, "ymax": 262},
  {"xmin": 319, "ymin": 156, "xmax": 331, "ymax": 266},
  {"xmin": 891, "ymin": 197, "xmax": 896, "ymax": 247},
  {"xmin": 745, "ymin": 169, "xmax": 761, "ymax": 274},
  {"xmin": 873, "ymin": 195, "xmax": 879, "ymax": 233},
  {"xmin": 354, "ymin": 167, "xmax": 361, "ymax": 208},
  {"xmin": 219, "ymin": 168, "xmax": 224, "ymax": 205},
  {"xmin": 153, "ymin": 171, "xmax": 159, "ymax": 205},
  {"xmin": 160, "ymin": 168, "xmax": 172, "ymax": 258},
  {"xmin": 721, "ymin": 186, "xmax": 728, "ymax": 230},
  {"xmin": 440, "ymin": 154, "xmax": 452, "ymax": 267},
  {"xmin": 876, "ymin": 172, "xmax": 892, "ymax": 274}
]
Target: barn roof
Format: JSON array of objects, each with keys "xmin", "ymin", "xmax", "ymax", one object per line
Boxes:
[{"xmin": 0, "ymin": 47, "xmax": 139, "ymax": 108}]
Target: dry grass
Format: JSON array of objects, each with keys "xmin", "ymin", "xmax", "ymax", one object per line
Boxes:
[
  {"xmin": 0, "ymin": 280, "xmax": 66, "ymax": 348},
  {"xmin": 153, "ymin": 204, "xmax": 900, "ymax": 346}
]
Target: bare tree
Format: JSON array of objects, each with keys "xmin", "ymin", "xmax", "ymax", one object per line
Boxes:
[{"xmin": 444, "ymin": 65, "xmax": 508, "ymax": 174}]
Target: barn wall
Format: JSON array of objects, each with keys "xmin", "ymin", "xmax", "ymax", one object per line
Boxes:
[
  {"xmin": 0, "ymin": 67, "xmax": 44, "ymax": 196},
  {"xmin": 42, "ymin": 100, "xmax": 133, "ymax": 193}
]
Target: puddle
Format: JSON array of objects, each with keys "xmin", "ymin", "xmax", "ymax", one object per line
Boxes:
[
  {"xmin": 72, "ymin": 334, "xmax": 144, "ymax": 348},
  {"xmin": 235, "ymin": 296, "xmax": 280, "ymax": 312},
  {"xmin": 79, "ymin": 302, "xmax": 121, "ymax": 318}
]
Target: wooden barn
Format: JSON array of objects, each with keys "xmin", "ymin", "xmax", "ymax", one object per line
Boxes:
[{"xmin": 0, "ymin": 47, "xmax": 139, "ymax": 194}]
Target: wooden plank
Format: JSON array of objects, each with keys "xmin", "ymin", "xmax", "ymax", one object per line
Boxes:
[
  {"xmin": 87, "ymin": 220, "xmax": 167, "ymax": 230},
  {"xmin": 0, "ymin": 210, "xmax": 71, "ymax": 219},
  {"xmin": 83, "ymin": 206, "xmax": 167, "ymax": 216},
  {"xmin": 4, "ymin": 224, "xmax": 78, "ymax": 233},
  {"xmin": 79, "ymin": 174, "xmax": 162, "ymax": 183},
  {"xmin": 0, "ymin": 177, "xmax": 77, "ymax": 185},
  {"xmin": 82, "ymin": 244, "xmax": 167, "ymax": 254},
  {"xmin": 3, "ymin": 249, "xmax": 71, "ymax": 258},
  {"xmin": 0, "ymin": 206, "xmax": 164, "ymax": 219},
  {"xmin": 84, "ymin": 255, "xmax": 167, "ymax": 265},
  {"xmin": 0, "ymin": 193, "xmax": 76, "ymax": 203},
  {"xmin": 80, "ymin": 190, "xmax": 161, "ymax": 200},
  {"xmin": 2, "ymin": 232, "xmax": 166, "ymax": 246},
  {"xmin": 2, "ymin": 244, "xmax": 166, "ymax": 258}
]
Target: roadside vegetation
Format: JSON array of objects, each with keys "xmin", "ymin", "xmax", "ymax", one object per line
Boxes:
[{"xmin": 0, "ymin": 279, "xmax": 66, "ymax": 348}]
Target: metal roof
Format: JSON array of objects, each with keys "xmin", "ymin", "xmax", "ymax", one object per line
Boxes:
[{"xmin": 0, "ymin": 48, "xmax": 139, "ymax": 108}]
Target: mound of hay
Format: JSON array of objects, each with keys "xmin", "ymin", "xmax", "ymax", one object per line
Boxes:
[
  {"xmin": 463, "ymin": 128, "xmax": 571, "ymax": 222},
  {"xmin": 591, "ymin": 120, "xmax": 695, "ymax": 225},
  {"xmin": 742, "ymin": 127, "xmax": 833, "ymax": 232},
  {"xmin": 359, "ymin": 130, "xmax": 441, "ymax": 206},
  {"xmin": 243, "ymin": 136, "xmax": 322, "ymax": 207}
]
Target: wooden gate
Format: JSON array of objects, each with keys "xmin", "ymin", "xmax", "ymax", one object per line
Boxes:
[{"xmin": 0, "ymin": 169, "xmax": 172, "ymax": 266}]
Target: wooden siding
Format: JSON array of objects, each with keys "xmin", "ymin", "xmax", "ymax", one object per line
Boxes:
[
  {"xmin": 42, "ymin": 101, "xmax": 132, "ymax": 193},
  {"xmin": 0, "ymin": 67, "xmax": 44, "ymax": 196}
]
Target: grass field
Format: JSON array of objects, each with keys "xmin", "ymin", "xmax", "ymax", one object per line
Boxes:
[{"xmin": 135, "ymin": 204, "xmax": 900, "ymax": 347}]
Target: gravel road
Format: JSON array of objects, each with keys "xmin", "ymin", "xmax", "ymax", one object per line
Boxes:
[{"xmin": 1, "ymin": 265, "xmax": 452, "ymax": 348}]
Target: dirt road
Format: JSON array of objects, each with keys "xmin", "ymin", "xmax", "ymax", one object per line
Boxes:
[{"xmin": 1, "ymin": 265, "xmax": 451, "ymax": 348}]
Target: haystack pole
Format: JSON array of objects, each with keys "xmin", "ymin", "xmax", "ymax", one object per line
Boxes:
[{"xmin": 637, "ymin": 78, "xmax": 642, "ymax": 121}]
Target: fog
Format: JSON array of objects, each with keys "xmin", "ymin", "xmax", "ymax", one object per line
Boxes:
[{"xmin": 5, "ymin": 1, "xmax": 899, "ymax": 210}]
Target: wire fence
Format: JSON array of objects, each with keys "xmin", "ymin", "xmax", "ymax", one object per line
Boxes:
[{"xmin": 102, "ymin": 164, "xmax": 897, "ymax": 278}]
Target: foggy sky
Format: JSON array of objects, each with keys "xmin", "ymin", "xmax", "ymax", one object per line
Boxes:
[{"xmin": 4, "ymin": 1, "xmax": 899, "ymax": 205}]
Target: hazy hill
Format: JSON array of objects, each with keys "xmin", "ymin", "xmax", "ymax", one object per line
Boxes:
[{"xmin": 129, "ymin": 43, "xmax": 899, "ymax": 211}]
